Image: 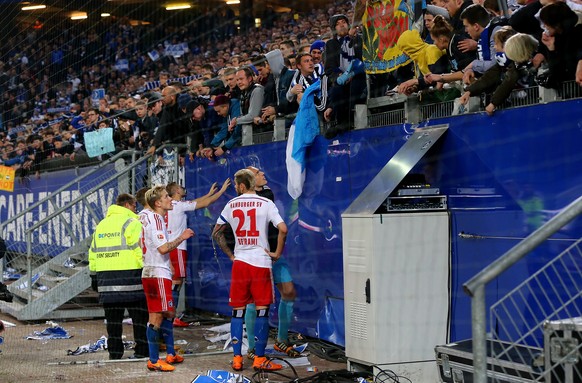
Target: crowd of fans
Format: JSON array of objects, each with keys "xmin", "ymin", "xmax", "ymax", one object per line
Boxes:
[{"xmin": 0, "ymin": 0, "xmax": 580, "ymax": 177}]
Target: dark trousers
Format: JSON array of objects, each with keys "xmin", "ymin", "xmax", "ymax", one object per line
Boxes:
[
  {"xmin": 103, "ymin": 300, "xmax": 149, "ymax": 359},
  {"xmin": 328, "ymin": 73, "xmax": 367, "ymax": 126}
]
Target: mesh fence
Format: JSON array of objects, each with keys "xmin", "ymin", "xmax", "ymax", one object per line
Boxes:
[
  {"xmin": 488, "ymin": 239, "xmax": 582, "ymax": 382},
  {"xmin": 1, "ymin": 151, "xmax": 147, "ymax": 278}
]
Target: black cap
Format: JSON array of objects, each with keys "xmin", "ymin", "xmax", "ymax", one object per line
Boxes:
[
  {"xmin": 177, "ymin": 93, "xmax": 192, "ymax": 109},
  {"xmin": 329, "ymin": 14, "xmax": 349, "ymax": 30},
  {"xmin": 185, "ymin": 99, "xmax": 201, "ymax": 114},
  {"xmin": 210, "ymin": 86, "xmax": 227, "ymax": 96},
  {"xmin": 146, "ymin": 92, "xmax": 162, "ymax": 105},
  {"xmin": 202, "ymin": 78, "xmax": 224, "ymax": 90}
]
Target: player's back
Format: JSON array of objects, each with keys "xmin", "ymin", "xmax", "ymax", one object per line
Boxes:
[{"xmin": 219, "ymin": 194, "xmax": 283, "ymax": 268}]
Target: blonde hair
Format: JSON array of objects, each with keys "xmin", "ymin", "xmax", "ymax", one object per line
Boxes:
[
  {"xmin": 234, "ymin": 169, "xmax": 255, "ymax": 191},
  {"xmin": 504, "ymin": 33, "xmax": 538, "ymax": 64},
  {"xmin": 145, "ymin": 186, "xmax": 167, "ymax": 209}
]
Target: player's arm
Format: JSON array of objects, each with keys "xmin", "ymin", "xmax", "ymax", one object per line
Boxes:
[
  {"xmin": 195, "ymin": 178, "xmax": 231, "ymax": 209},
  {"xmin": 157, "ymin": 228, "xmax": 194, "ymax": 254},
  {"xmin": 266, "ymin": 221, "xmax": 287, "ymax": 261},
  {"xmin": 212, "ymin": 223, "xmax": 235, "ymax": 261}
]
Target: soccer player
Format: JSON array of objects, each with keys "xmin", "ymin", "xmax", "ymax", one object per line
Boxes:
[
  {"xmin": 212, "ymin": 169, "xmax": 288, "ymax": 371},
  {"xmin": 165, "ymin": 179, "xmax": 231, "ymax": 324},
  {"xmin": 140, "ymin": 186, "xmax": 194, "ymax": 372},
  {"xmin": 243, "ymin": 166, "xmax": 299, "ymax": 359}
]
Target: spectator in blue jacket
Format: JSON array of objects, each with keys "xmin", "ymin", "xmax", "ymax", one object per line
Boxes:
[{"xmin": 202, "ymin": 95, "xmax": 241, "ymax": 158}]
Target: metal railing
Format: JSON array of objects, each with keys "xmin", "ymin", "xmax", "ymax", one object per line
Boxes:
[
  {"xmin": 1, "ymin": 144, "xmax": 185, "ymax": 285},
  {"xmin": 464, "ymin": 195, "xmax": 582, "ymax": 383},
  {"xmin": 364, "ymin": 81, "xmax": 580, "ymax": 129},
  {"xmin": 488, "ymin": 237, "xmax": 582, "ymax": 381},
  {"xmin": 237, "ymin": 82, "xmax": 580, "ymax": 145},
  {"xmin": 17, "ymin": 153, "xmax": 151, "ymax": 302},
  {"xmin": 1, "ymin": 150, "xmax": 139, "ymax": 281}
]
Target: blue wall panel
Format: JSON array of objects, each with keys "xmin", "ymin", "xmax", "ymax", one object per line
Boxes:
[{"xmin": 184, "ymin": 99, "xmax": 582, "ymax": 345}]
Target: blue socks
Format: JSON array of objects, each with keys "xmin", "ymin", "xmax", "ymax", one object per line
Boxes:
[
  {"xmin": 160, "ymin": 318, "xmax": 175, "ymax": 356},
  {"xmin": 245, "ymin": 303, "xmax": 257, "ymax": 350},
  {"xmin": 146, "ymin": 324, "xmax": 160, "ymax": 363},
  {"xmin": 172, "ymin": 284, "xmax": 181, "ymax": 311},
  {"xmin": 254, "ymin": 308, "xmax": 269, "ymax": 357},
  {"xmin": 231, "ymin": 310, "xmax": 244, "ymax": 356},
  {"xmin": 278, "ymin": 300, "xmax": 294, "ymax": 342}
]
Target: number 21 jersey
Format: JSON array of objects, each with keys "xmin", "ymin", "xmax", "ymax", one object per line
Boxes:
[{"xmin": 217, "ymin": 194, "xmax": 284, "ymax": 269}]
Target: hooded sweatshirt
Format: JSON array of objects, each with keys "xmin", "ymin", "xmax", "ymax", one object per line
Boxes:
[{"xmin": 397, "ymin": 30, "xmax": 446, "ymax": 75}]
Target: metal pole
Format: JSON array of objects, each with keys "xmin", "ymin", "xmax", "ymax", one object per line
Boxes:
[
  {"xmin": 472, "ymin": 284, "xmax": 487, "ymax": 383},
  {"xmin": 130, "ymin": 151, "xmax": 136, "ymax": 195},
  {"xmin": 173, "ymin": 145, "xmax": 180, "ymax": 185},
  {"xmin": 497, "ymin": 0, "xmax": 509, "ymax": 17},
  {"xmin": 26, "ymin": 231, "xmax": 33, "ymax": 302},
  {"xmin": 47, "ymin": 349, "xmax": 231, "ymax": 365}
]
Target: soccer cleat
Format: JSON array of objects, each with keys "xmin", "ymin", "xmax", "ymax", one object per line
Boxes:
[
  {"xmin": 274, "ymin": 341, "xmax": 301, "ymax": 357},
  {"xmin": 173, "ymin": 317, "xmax": 190, "ymax": 327},
  {"xmin": 246, "ymin": 348, "xmax": 256, "ymax": 360},
  {"xmin": 252, "ymin": 356, "xmax": 282, "ymax": 371},
  {"xmin": 147, "ymin": 359, "xmax": 175, "ymax": 372},
  {"xmin": 232, "ymin": 355, "xmax": 243, "ymax": 371},
  {"xmin": 165, "ymin": 353, "xmax": 184, "ymax": 364}
]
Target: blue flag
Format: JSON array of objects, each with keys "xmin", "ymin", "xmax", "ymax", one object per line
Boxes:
[{"xmin": 285, "ymin": 79, "xmax": 321, "ymax": 199}]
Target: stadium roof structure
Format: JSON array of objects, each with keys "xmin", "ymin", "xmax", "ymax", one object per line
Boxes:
[{"xmin": 4, "ymin": 0, "xmax": 328, "ymax": 26}]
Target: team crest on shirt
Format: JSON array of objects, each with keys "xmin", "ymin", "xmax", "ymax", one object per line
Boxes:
[{"xmin": 157, "ymin": 234, "xmax": 164, "ymax": 240}]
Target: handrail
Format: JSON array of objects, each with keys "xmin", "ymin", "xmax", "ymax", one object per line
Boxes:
[
  {"xmin": 0, "ymin": 143, "xmax": 187, "ymax": 238},
  {"xmin": 463, "ymin": 195, "xmax": 582, "ymax": 383},
  {"xmin": 25, "ymin": 143, "xmax": 187, "ymax": 233},
  {"xmin": 0, "ymin": 149, "xmax": 139, "ymax": 235}
]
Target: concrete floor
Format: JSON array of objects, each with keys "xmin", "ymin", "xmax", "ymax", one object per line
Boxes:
[{"xmin": 0, "ymin": 312, "xmax": 347, "ymax": 383}]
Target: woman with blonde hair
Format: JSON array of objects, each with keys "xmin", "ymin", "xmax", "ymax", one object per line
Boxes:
[{"xmin": 459, "ymin": 29, "xmax": 538, "ymax": 115}]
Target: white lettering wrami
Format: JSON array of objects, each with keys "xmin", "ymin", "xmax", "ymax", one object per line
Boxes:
[{"xmin": 237, "ymin": 237, "xmax": 258, "ymax": 246}]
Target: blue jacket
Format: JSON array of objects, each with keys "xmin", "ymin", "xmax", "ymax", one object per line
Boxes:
[{"xmin": 210, "ymin": 98, "xmax": 242, "ymax": 150}]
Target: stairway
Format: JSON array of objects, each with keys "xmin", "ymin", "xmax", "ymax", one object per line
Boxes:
[{"xmin": 2, "ymin": 238, "xmax": 103, "ymax": 320}]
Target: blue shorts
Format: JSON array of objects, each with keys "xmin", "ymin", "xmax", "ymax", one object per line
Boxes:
[{"xmin": 272, "ymin": 258, "xmax": 293, "ymax": 284}]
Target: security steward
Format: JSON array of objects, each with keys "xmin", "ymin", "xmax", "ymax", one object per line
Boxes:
[{"xmin": 89, "ymin": 193, "xmax": 149, "ymax": 360}]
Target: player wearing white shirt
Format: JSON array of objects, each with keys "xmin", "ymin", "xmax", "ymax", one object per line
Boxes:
[
  {"xmin": 141, "ymin": 208, "xmax": 172, "ymax": 280},
  {"xmin": 165, "ymin": 180, "xmax": 230, "ymax": 321},
  {"xmin": 140, "ymin": 186, "xmax": 194, "ymax": 372},
  {"xmin": 212, "ymin": 169, "xmax": 288, "ymax": 372}
]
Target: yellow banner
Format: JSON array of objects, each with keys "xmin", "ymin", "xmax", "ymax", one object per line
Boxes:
[
  {"xmin": 0, "ymin": 165, "xmax": 16, "ymax": 192},
  {"xmin": 361, "ymin": 0, "xmax": 413, "ymax": 74}
]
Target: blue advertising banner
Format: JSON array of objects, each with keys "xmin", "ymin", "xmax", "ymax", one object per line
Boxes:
[{"xmin": 0, "ymin": 164, "xmax": 120, "ymax": 255}]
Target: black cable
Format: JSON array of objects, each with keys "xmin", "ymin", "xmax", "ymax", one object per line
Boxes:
[
  {"xmin": 296, "ymin": 369, "xmax": 372, "ymax": 383},
  {"xmin": 250, "ymin": 357, "xmax": 300, "ymax": 383},
  {"xmin": 284, "ymin": 331, "xmax": 347, "ymax": 363},
  {"xmin": 373, "ymin": 365, "xmax": 413, "ymax": 383}
]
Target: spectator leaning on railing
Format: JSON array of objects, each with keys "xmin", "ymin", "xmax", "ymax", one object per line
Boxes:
[
  {"xmin": 227, "ymin": 67, "xmax": 264, "ymax": 137},
  {"xmin": 537, "ymin": 2, "xmax": 582, "ymax": 88}
]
